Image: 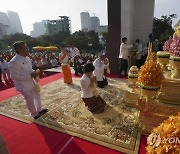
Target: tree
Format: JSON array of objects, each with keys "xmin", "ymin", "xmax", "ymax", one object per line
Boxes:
[
  {"xmin": 53, "ymin": 31, "xmax": 70, "ymax": 46},
  {"xmin": 0, "ymin": 41, "xmax": 8, "ymax": 50},
  {"xmin": 63, "ymin": 30, "xmax": 102, "ymax": 51},
  {"xmin": 153, "ymin": 14, "xmax": 176, "ymax": 41}
]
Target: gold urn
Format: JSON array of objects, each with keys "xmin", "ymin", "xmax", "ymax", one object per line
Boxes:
[{"xmin": 157, "ymin": 51, "xmax": 170, "ymax": 71}]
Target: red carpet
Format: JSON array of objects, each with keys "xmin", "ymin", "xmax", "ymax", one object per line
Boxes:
[
  {"xmin": 5, "ymin": 123, "xmax": 72, "ymax": 154},
  {"xmin": 0, "ymin": 73, "xmax": 147, "ymax": 154},
  {"xmin": 0, "ymin": 115, "xmax": 27, "ymax": 141},
  {"xmin": 0, "ymin": 73, "xmax": 62, "ymax": 101}
]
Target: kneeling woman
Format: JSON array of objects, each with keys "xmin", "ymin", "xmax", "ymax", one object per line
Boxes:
[
  {"xmin": 59, "ymin": 47, "xmax": 72, "ymax": 84},
  {"xmin": 80, "ymin": 63, "xmax": 106, "ymax": 114}
]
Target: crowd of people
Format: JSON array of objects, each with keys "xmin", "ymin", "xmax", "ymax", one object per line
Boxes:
[
  {"xmin": 0, "ymin": 35, "xmax": 168, "ymax": 118},
  {"xmin": 0, "ymin": 46, "xmax": 98, "ymax": 83},
  {"xmin": 0, "ymin": 42, "xmax": 110, "ymax": 118}
]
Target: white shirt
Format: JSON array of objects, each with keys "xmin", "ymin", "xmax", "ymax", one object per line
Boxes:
[
  {"xmin": 8, "ymin": 54, "xmax": 35, "ymax": 92},
  {"xmin": 50, "ymin": 58, "xmax": 58, "ymax": 67},
  {"xmin": 59, "ymin": 53, "xmax": 69, "ymax": 64},
  {"xmin": 70, "ymin": 47, "xmax": 80, "ymax": 58},
  {"xmin": 119, "ymin": 43, "xmax": 133, "ymax": 60},
  {"xmin": 136, "ymin": 43, "xmax": 143, "ymax": 60},
  {"xmin": 80, "ymin": 74, "xmax": 94, "ymax": 98},
  {"xmin": 93, "ymin": 58, "xmax": 105, "ymax": 81}
]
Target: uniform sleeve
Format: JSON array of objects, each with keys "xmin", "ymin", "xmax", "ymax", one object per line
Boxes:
[
  {"xmin": 124, "ymin": 44, "xmax": 133, "ymax": 49},
  {"xmin": 8, "ymin": 61, "xmax": 32, "ymax": 81}
]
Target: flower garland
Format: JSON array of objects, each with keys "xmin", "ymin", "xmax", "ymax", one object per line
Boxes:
[
  {"xmin": 163, "ymin": 39, "xmax": 173, "ymax": 51},
  {"xmin": 169, "ymin": 37, "xmax": 180, "ymax": 57}
]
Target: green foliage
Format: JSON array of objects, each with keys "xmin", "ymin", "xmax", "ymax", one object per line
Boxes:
[
  {"xmin": 0, "ymin": 41, "xmax": 8, "ymax": 50},
  {"xmin": 153, "ymin": 14, "xmax": 175, "ymax": 41},
  {"xmin": 0, "ymin": 30, "xmax": 102, "ymax": 51},
  {"xmin": 63, "ymin": 30, "xmax": 102, "ymax": 51},
  {"xmin": 101, "ymin": 32, "xmax": 107, "ymax": 42}
]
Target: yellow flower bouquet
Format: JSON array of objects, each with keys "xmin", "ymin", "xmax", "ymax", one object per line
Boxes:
[
  {"xmin": 146, "ymin": 113, "xmax": 180, "ymax": 154},
  {"xmin": 138, "ymin": 55, "xmax": 164, "ymax": 89}
]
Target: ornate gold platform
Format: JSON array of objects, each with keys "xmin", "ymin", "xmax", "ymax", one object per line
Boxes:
[
  {"xmin": 159, "ymin": 72, "xmax": 180, "ymax": 105},
  {"xmin": 124, "ymin": 90, "xmax": 139, "ymax": 107},
  {"xmin": 124, "ymin": 78, "xmax": 139, "ymax": 107},
  {"xmin": 124, "ymin": 72, "xmax": 180, "ymax": 135},
  {"xmin": 137, "ymin": 98, "xmax": 180, "ymax": 134}
]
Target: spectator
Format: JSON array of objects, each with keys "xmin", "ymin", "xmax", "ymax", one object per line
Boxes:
[
  {"xmin": 93, "ymin": 55, "xmax": 108, "ymax": 88},
  {"xmin": 8, "ymin": 41, "xmax": 48, "ymax": 119},
  {"xmin": 119, "ymin": 37, "xmax": 133, "ymax": 76}
]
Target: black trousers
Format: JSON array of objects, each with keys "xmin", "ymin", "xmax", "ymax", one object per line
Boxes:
[
  {"xmin": 74, "ymin": 67, "xmax": 83, "ymax": 76},
  {"xmin": 97, "ymin": 77, "xmax": 108, "ymax": 88},
  {"xmin": 141, "ymin": 55, "xmax": 147, "ymax": 65},
  {"xmin": 119, "ymin": 58, "xmax": 128, "ymax": 75},
  {"xmin": 135, "ymin": 59, "xmax": 142, "ymax": 68}
]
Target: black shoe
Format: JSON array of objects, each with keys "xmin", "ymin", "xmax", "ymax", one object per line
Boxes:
[
  {"xmin": 39, "ymin": 109, "xmax": 48, "ymax": 115},
  {"xmin": 34, "ymin": 115, "xmax": 41, "ymax": 120}
]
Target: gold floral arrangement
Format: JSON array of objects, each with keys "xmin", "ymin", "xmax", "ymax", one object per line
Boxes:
[
  {"xmin": 146, "ymin": 113, "xmax": 180, "ymax": 154},
  {"xmin": 138, "ymin": 54, "xmax": 164, "ymax": 89},
  {"xmin": 138, "ymin": 43, "xmax": 164, "ymax": 90}
]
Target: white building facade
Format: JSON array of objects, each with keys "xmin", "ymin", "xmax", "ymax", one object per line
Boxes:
[
  {"xmin": 90, "ymin": 16, "xmax": 100, "ymax": 32},
  {"xmin": 80, "ymin": 12, "xmax": 91, "ymax": 32},
  {"xmin": 121, "ymin": 0, "xmax": 155, "ymax": 46},
  {"xmin": 0, "ymin": 12, "xmax": 11, "ymax": 38},
  {"xmin": 7, "ymin": 10, "xmax": 23, "ymax": 34},
  {"xmin": 30, "ymin": 20, "xmax": 46, "ymax": 37}
]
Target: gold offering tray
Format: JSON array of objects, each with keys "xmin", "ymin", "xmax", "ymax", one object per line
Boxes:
[{"xmin": 124, "ymin": 72, "xmax": 180, "ymax": 134}]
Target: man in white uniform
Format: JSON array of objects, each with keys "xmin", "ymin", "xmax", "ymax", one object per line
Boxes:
[
  {"xmin": 8, "ymin": 41, "xmax": 48, "ymax": 119},
  {"xmin": 93, "ymin": 55, "xmax": 108, "ymax": 88},
  {"xmin": 119, "ymin": 37, "xmax": 133, "ymax": 76}
]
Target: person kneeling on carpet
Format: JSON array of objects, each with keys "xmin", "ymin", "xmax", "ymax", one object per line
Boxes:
[
  {"xmin": 93, "ymin": 55, "xmax": 108, "ymax": 88},
  {"xmin": 80, "ymin": 63, "xmax": 106, "ymax": 114}
]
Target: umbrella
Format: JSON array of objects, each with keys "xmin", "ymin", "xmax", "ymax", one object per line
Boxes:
[
  {"xmin": 32, "ymin": 46, "xmax": 46, "ymax": 51},
  {"xmin": 45, "ymin": 46, "xmax": 58, "ymax": 51}
]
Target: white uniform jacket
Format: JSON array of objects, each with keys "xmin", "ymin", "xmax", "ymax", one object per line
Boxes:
[
  {"xmin": 8, "ymin": 54, "xmax": 35, "ymax": 92},
  {"xmin": 80, "ymin": 74, "xmax": 94, "ymax": 98},
  {"xmin": 119, "ymin": 43, "xmax": 133, "ymax": 60},
  {"xmin": 93, "ymin": 59, "xmax": 105, "ymax": 81}
]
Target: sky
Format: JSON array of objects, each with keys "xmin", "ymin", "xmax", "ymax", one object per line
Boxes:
[
  {"xmin": 0, "ymin": 0, "xmax": 179, "ymax": 35},
  {"xmin": 154, "ymin": 0, "xmax": 180, "ymax": 24}
]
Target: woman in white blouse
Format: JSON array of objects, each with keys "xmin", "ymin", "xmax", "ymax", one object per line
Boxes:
[{"xmin": 80, "ymin": 63, "xmax": 106, "ymax": 114}]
